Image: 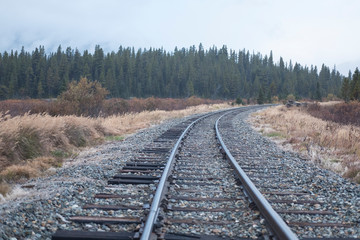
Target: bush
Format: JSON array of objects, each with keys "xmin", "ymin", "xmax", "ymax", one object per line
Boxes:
[
  {"xmin": 271, "ymin": 96, "xmax": 279, "ymax": 103},
  {"xmin": 306, "ymin": 102, "xmax": 360, "ymax": 126},
  {"xmin": 0, "ymin": 99, "xmax": 52, "ymax": 116},
  {"xmin": 326, "ymin": 93, "xmax": 337, "ymax": 101},
  {"xmin": 102, "ymin": 98, "xmax": 130, "ymax": 115},
  {"xmin": 235, "ymin": 97, "xmax": 243, "ymax": 105},
  {"xmin": 286, "ymin": 94, "xmax": 296, "ymax": 102},
  {"xmin": 57, "ymin": 77, "xmax": 109, "ymax": 116}
]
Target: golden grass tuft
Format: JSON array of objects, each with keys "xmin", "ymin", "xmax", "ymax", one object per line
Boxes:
[
  {"xmin": 0, "ymin": 182, "xmax": 10, "ymax": 197},
  {"xmin": 0, "ymin": 113, "xmax": 106, "ymax": 170},
  {"xmin": 251, "ymin": 105, "xmax": 360, "ymax": 183},
  {"xmin": 0, "ymin": 165, "xmax": 38, "ymax": 182},
  {"xmin": 31, "ymin": 157, "xmax": 63, "ymax": 171}
]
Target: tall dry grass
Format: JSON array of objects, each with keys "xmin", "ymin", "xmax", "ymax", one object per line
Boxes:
[
  {"xmin": 101, "ymin": 103, "xmax": 229, "ymax": 135},
  {"xmin": 0, "ymin": 97, "xmax": 225, "ymax": 117},
  {"xmin": 251, "ymin": 105, "xmax": 360, "ymax": 183},
  {"xmin": 0, "ymin": 103, "xmax": 231, "ymax": 196}
]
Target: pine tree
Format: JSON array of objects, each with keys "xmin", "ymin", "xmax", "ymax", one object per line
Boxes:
[
  {"xmin": 257, "ymin": 86, "xmax": 265, "ymax": 104},
  {"xmin": 186, "ymin": 80, "xmax": 194, "ymax": 97},
  {"xmin": 316, "ymin": 82, "xmax": 322, "ymax": 101},
  {"xmin": 0, "ymin": 85, "xmax": 8, "ymax": 100},
  {"xmin": 319, "ymin": 64, "xmax": 330, "ymax": 96},
  {"xmin": 341, "ymin": 77, "xmax": 350, "ymax": 103},
  {"xmin": 93, "ymin": 45, "xmax": 105, "ymax": 83},
  {"xmin": 351, "ymin": 68, "xmax": 360, "ymax": 101},
  {"xmin": 0, "ymin": 44, "xmax": 346, "ymax": 101},
  {"xmin": 37, "ymin": 80, "xmax": 43, "ymax": 98}
]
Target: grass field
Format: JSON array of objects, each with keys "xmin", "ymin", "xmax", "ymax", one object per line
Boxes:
[
  {"xmin": 0, "ymin": 102, "xmax": 232, "ymax": 196},
  {"xmin": 251, "ymin": 103, "xmax": 360, "ymax": 184},
  {"xmin": 0, "ymin": 97, "xmax": 225, "ymax": 117}
]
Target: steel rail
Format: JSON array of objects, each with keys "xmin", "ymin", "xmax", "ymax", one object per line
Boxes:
[
  {"xmin": 140, "ymin": 110, "xmax": 225, "ymax": 240},
  {"xmin": 215, "ymin": 110, "xmax": 299, "ymax": 240}
]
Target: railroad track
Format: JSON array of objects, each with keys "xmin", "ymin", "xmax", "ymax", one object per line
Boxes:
[
  {"xmin": 51, "ymin": 113, "xmax": 209, "ymax": 240},
  {"xmin": 217, "ymin": 109, "xmax": 360, "ymax": 239},
  {"xmin": 155, "ymin": 107, "xmax": 288, "ymax": 239},
  {"xmin": 51, "ymin": 106, "xmax": 359, "ymax": 240}
]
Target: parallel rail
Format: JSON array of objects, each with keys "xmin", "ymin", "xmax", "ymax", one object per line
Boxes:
[
  {"xmin": 140, "ymin": 106, "xmax": 298, "ymax": 239},
  {"xmin": 140, "ymin": 112, "xmax": 213, "ymax": 240},
  {"xmin": 52, "ymin": 105, "xmax": 300, "ymax": 239},
  {"xmin": 215, "ymin": 110, "xmax": 298, "ymax": 240}
]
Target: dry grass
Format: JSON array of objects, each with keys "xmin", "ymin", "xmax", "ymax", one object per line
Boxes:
[
  {"xmin": 0, "ymin": 182, "xmax": 10, "ymax": 197},
  {"xmin": 0, "ymin": 97, "xmax": 225, "ymax": 117},
  {"xmin": 0, "ymin": 113, "xmax": 103, "ymax": 170},
  {"xmin": 101, "ymin": 103, "xmax": 230, "ymax": 135},
  {"xmin": 0, "ymin": 157, "xmax": 62, "ymax": 183},
  {"xmin": 0, "ymin": 103, "xmax": 232, "ymax": 196},
  {"xmin": 251, "ymin": 105, "xmax": 360, "ymax": 183},
  {"xmin": 0, "ymin": 165, "xmax": 38, "ymax": 182}
]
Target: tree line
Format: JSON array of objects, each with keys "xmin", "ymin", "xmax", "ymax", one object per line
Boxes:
[
  {"xmin": 341, "ymin": 68, "xmax": 360, "ymax": 102},
  {"xmin": 0, "ymin": 44, "xmax": 343, "ymax": 101}
]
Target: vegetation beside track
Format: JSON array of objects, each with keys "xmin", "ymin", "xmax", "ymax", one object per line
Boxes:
[
  {"xmin": 0, "ymin": 103, "xmax": 232, "ymax": 197},
  {"xmin": 251, "ymin": 102, "xmax": 360, "ymax": 184}
]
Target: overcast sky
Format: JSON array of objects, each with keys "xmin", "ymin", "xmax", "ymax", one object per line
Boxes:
[{"xmin": 1, "ymin": 0, "xmax": 359, "ymax": 75}]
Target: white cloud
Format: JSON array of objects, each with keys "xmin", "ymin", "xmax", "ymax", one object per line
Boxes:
[{"xmin": 0, "ymin": 0, "xmax": 359, "ymax": 74}]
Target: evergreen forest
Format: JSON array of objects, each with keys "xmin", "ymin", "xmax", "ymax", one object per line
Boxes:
[{"xmin": 0, "ymin": 44, "xmax": 343, "ymax": 101}]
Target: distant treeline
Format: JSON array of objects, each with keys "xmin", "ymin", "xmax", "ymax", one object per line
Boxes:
[
  {"xmin": 0, "ymin": 44, "xmax": 342, "ymax": 100},
  {"xmin": 341, "ymin": 68, "xmax": 360, "ymax": 102}
]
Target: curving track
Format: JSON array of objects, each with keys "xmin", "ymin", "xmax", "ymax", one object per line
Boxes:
[
  {"xmin": 150, "ymin": 108, "xmax": 272, "ymax": 239},
  {"xmin": 52, "ymin": 106, "xmax": 360, "ymax": 240}
]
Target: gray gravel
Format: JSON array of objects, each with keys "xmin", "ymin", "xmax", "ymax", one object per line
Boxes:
[
  {"xmin": 0, "ymin": 116, "xmax": 191, "ymax": 240},
  {"xmin": 164, "ymin": 113, "xmax": 269, "ymax": 239},
  {"xmin": 1, "ymin": 106, "xmax": 359, "ymax": 240},
  {"xmin": 219, "ymin": 107, "xmax": 360, "ymax": 239}
]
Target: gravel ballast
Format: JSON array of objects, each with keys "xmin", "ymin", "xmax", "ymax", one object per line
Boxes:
[
  {"xmin": 163, "ymin": 113, "xmax": 268, "ymax": 239},
  {"xmin": 221, "ymin": 108, "xmax": 360, "ymax": 239},
  {"xmin": 0, "ymin": 107, "xmax": 359, "ymax": 239},
  {"xmin": 0, "ymin": 116, "xmax": 191, "ymax": 240}
]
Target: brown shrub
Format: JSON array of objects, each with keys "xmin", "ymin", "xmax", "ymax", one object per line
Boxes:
[
  {"xmin": 0, "ymin": 97, "xmax": 225, "ymax": 117},
  {"xmin": 102, "ymin": 98, "xmax": 130, "ymax": 115},
  {"xmin": 0, "ymin": 99, "xmax": 53, "ymax": 116},
  {"xmin": 57, "ymin": 77, "xmax": 109, "ymax": 116},
  {"xmin": 306, "ymin": 102, "xmax": 360, "ymax": 126}
]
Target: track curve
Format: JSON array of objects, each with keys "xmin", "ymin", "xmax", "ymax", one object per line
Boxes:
[{"xmin": 50, "ymin": 105, "xmax": 360, "ymax": 240}]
